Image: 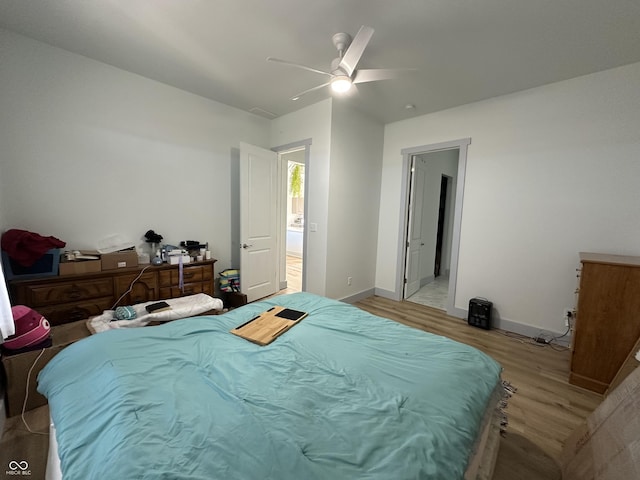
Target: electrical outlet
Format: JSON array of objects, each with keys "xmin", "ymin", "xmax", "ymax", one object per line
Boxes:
[
  {"xmin": 563, "ymin": 308, "xmax": 573, "ymax": 327},
  {"xmin": 347, "ymin": 276, "xmax": 352, "ymax": 286}
]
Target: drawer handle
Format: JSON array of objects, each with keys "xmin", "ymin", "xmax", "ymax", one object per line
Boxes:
[
  {"xmin": 183, "ymin": 288, "xmax": 194, "ymax": 294},
  {"xmin": 68, "ymin": 309, "xmax": 86, "ymax": 321},
  {"xmin": 183, "ymin": 272, "xmax": 195, "ymax": 278},
  {"xmin": 66, "ymin": 287, "xmax": 83, "ymax": 300}
]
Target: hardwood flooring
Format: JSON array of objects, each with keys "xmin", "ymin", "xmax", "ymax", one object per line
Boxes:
[
  {"xmin": 280, "ymin": 254, "xmax": 302, "ymax": 294},
  {"xmin": 354, "ymin": 296, "xmax": 602, "ymax": 479}
]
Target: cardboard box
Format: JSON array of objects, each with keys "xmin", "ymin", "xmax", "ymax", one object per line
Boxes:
[
  {"xmin": 101, "ymin": 250, "xmax": 138, "ymax": 270},
  {"xmin": 562, "ymin": 364, "xmax": 640, "ymax": 479},
  {"xmin": 2, "ymin": 320, "xmax": 91, "ymax": 417},
  {"xmin": 59, "ymin": 259, "xmax": 102, "ymax": 275}
]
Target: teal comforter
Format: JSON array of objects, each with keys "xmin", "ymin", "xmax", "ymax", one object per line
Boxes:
[{"xmin": 38, "ymin": 293, "xmax": 502, "ymax": 480}]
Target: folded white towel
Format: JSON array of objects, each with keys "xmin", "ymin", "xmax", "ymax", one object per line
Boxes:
[{"xmin": 88, "ymin": 293, "xmax": 223, "ymax": 334}]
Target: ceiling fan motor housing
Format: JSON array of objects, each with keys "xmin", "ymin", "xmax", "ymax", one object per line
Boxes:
[{"xmin": 332, "ymin": 32, "xmax": 352, "ymax": 57}]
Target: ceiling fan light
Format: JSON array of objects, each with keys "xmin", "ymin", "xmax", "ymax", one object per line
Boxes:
[{"xmin": 331, "ymin": 75, "xmax": 352, "ymax": 93}]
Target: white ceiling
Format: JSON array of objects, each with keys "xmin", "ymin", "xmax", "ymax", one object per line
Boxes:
[{"xmin": 1, "ymin": 0, "xmax": 639, "ymax": 124}]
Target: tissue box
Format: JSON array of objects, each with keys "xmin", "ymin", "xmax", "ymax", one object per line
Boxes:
[{"xmin": 168, "ymin": 254, "xmax": 191, "ymax": 265}]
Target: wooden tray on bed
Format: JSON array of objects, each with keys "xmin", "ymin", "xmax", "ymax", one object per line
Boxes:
[{"xmin": 230, "ymin": 306, "xmax": 307, "ymax": 345}]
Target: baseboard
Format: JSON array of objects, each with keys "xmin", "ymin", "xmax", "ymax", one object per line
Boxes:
[
  {"xmin": 447, "ymin": 305, "xmax": 467, "ymax": 319},
  {"xmin": 458, "ymin": 307, "xmax": 571, "ymax": 346},
  {"xmin": 339, "ymin": 288, "xmax": 376, "ymax": 304},
  {"xmin": 366, "ymin": 290, "xmax": 571, "ymax": 346},
  {"xmin": 373, "ymin": 287, "xmax": 400, "ymax": 301},
  {"xmin": 495, "ymin": 316, "xmax": 571, "ymax": 346}
]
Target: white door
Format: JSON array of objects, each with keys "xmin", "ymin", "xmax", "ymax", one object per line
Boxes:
[
  {"xmin": 240, "ymin": 142, "xmax": 279, "ymax": 302},
  {"xmin": 404, "ymin": 156, "xmax": 427, "ymax": 298}
]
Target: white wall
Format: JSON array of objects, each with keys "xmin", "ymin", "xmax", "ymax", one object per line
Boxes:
[
  {"xmin": 326, "ymin": 102, "xmax": 384, "ymax": 300},
  {"xmin": 0, "ymin": 29, "xmax": 270, "ymax": 271},
  {"xmin": 377, "ymin": 62, "xmax": 640, "ymax": 335},
  {"xmin": 270, "ymin": 100, "xmax": 383, "ymax": 300},
  {"xmin": 270, "ymin": 99, "xmax": 332, "ymax": 296}
]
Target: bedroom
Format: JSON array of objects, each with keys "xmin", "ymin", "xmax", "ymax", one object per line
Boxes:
[{"xmin": 1, "ymin": 0, "xmax": 640, "ymax": 478}]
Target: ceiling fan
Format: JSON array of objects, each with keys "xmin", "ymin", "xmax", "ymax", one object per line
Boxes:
[{"xmin": 267, "ymin": 26, "xmax": 411, "ymax": 101}]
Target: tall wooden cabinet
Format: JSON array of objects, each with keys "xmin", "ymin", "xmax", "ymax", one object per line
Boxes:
[
  {"xmin": 570, "ymin": 253, "xmax": 640, "ymax": 393},
  {"xmin": 8, "ymin": 259, "xmax": 216, "ymax": 326}
]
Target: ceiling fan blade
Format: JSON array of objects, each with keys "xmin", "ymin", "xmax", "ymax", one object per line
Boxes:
[
  {"xmin": 266, "ymin": 57, "xmax": 333, "ymax": 77},
  {"xmin": 352, "ymin": 68, "xmax": 416, "ymax": 84},
  {"xmin": 338, "ymin": 25, "xmax": 374, "ymax": 77},
  {"xmin": 291, "ymin": 82, "xmax": 331, "ymax": 101}
]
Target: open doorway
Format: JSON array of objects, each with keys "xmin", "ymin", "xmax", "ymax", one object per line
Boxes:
[
  {"xmin": 404, "ymin": 151, "xmax": 457, "ymax": 310},
  {"xmin": 280, "ymin": 148, "xmax": 305, "ymax": 293},
  {"xmin": 397, "ymin": 138, "xmax": 470, "ymax": 315}
]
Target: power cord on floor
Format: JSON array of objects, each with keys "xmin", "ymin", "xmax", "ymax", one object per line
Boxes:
[
  {"xmin": 532, "ymin": 322, "xmax": 571, "ymax": 351},
  {"xmin": 22, "ymin": 348, "xmax": 49, "ymax": 435},
  {"xmin": 498, "ymin": 328, "xmax": 569, "ymax": 351}
]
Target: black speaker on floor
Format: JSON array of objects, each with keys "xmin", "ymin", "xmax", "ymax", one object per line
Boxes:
[{"xmin": 468, "ymin": 297, "xmax": 492, "ymax": 330}]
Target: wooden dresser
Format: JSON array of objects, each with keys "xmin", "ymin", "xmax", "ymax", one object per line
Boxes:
[
  {"xmin": 570, "ymin": 253, "xmax": 640, "ymax": 393},
  {"xmin": 8, "ymin": 259, "xmax": 216, "ymax": 326}
]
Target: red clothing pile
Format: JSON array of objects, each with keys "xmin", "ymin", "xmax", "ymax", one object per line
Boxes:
[{"xmin": 1, "ymin": 229, "xmax": 66, "ymax": 267}]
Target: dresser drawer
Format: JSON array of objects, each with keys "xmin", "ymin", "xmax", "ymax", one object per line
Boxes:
[
  {"xmin": 38, "ymin": 297, "xmax": 114, "ymax": 325},
  {"xmin": 159, "ymin": 281, "xmax": 213, "ymax": 299},
  {"xmin": 158, "ymin": 265, "xmax": 212, "ymax": 287},
  {"xmin": 114, "ymin": 272, "xmax": 158, "ymax": 306},
  {"xmin": 25, "ymin": 278, "xmax": 114, "ymax": 307}
]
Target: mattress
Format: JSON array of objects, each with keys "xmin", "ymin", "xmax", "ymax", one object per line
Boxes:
[{"xmin": 39, "ymin": 292, "xmax": 503, "ymax": 479}]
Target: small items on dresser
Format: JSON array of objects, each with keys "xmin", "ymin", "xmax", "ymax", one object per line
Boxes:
[{"xmin": 8, "ymin": 259, "xmax": 217, "ymax": 326}]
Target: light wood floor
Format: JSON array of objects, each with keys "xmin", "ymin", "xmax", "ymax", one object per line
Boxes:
[
  {"xmin": 355, "ymin": 296, "xmax": 602, "ymax": 479},
  {"xmin": 281, "ymin": 254, "xmax": 302, "ymax": 293}
]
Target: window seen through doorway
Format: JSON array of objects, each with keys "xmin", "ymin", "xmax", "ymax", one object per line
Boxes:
[{"xmin": 288, "ymin": 161, "xmax": 304, "ymax": 228}]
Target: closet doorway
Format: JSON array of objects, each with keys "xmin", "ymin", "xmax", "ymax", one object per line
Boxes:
[{"xmin": 397, "ymin": 138, "xmax": 470, "ymax": 315}]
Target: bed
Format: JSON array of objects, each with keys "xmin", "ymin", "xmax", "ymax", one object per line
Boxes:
[{"xmin": 37, "ymin": 292, "xmax": 504, "ymax": 479}]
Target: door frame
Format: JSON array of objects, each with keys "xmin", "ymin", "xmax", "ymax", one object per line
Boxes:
[
  {"xmin": 272, "ymin": 138, "xmax": 311, "ymax": 292},
  {"xmin": 395, "ymin": 138, "xmax": 470, "ymax": 316}
]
